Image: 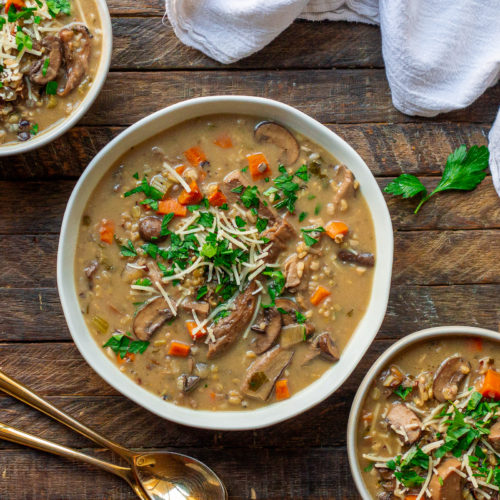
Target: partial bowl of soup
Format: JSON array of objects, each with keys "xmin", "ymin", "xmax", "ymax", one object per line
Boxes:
[
  {"xmin": 0, "ymin": 0, "xmax": 112, "ymax": 155},
  {"xmin": 348, "ymin": 325, "xmax": 500, "ymax": 500},
  {"xmin": 58, "ymin": 96, "xmax": 393, "ymax": 430}
]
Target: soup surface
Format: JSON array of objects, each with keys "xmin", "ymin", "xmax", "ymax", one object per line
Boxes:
[
  {"xmin": 75, "ymin": 114, "xmax": 376, "ymax": 411},
  {"xmin": 0, "ymin": 0, "xmax": 103, "ymax": 144},
  {"xmin": 357, "ymin": 336, "xmax": 500, "ymax": 500}
]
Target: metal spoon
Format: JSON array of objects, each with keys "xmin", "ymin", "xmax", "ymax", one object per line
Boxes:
[{"xmin": 0, "ymin": 368, "xmax": 227, "ymax": 500}]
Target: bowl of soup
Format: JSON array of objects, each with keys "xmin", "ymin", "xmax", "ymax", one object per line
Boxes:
[
  {"xmin": 0, "ymin": 0, "xmax": 112, "ymax": 155},
  {"xmin": 58, "ymin": 96, "xmax": 393, "ymax": 429},
  {"xmin": 348, "ymin": 326, "xmax": 500, "ymax": 500}
]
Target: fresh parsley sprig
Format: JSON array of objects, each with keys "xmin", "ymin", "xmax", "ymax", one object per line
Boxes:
[{"xmin": 384, "ymin": 145, "xmax": 489, "ymax": 213}]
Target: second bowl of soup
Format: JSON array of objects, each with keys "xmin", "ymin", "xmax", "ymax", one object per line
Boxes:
[{"xmin": 59, "ymin": 96, "xmax": 393, "ymax": 429}]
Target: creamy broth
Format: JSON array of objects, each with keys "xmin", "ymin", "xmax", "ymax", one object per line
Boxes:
[
  {"xmin": 75, "ymin": 114, "xmax": 376, "ymax": 411},
  {"xmin": 0, "ymin": 0, "xmax": 103, "ymax": 144},
  {"xmin": 357, "ymin": 336, "xmax": 500, "ymax": 500}
]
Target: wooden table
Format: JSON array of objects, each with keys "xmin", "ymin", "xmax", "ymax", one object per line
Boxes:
[{"xmin": 1, "ymin": 2, "xmax": 499, "ymax": 498}]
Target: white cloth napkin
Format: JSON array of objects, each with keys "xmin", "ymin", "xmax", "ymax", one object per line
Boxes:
[{"xmin": 164, "ymin": 0, "xmax": 500, "ymax": 196}]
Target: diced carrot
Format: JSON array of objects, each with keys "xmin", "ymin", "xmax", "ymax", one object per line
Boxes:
[
  {"xmin": 310, "ymin": 285, "xmax": 331, "ymax": 306},
  {"xmin": 167, "ymin": 341, "xmax": 191, "ymax": 357},
  {"xmin": 117, "ymin": 352, "xmax": 135, "ymax": 364},
  {"xmin": 468, "ymin": 338, "xmax": 483, "ymax": 352},
  {"xmin": 404, "ymin": 496, "xmax": 418, "ymax": 500},
  {"xmin": 210, "ymin": 391, "xmax": 216, "ymax": 400},
  {"xmin": 208, "ymin": 188, "xmax": 227, "ymax": 207},
  {"xmin": 99, "ymin": 219, "xmax": 114, "ymax": 244},
  {"xmin": 247, "ymin": 153, "xmax": 271, "ymax": 180},
  {"xmin": 479, "ymin": 369, "xmax": 500, "ymax": 400},
  {"xmin": 325, "ymin": 220, "xmax": 349, "ymax": 240},
  {"xmin": 157, "ymin": 198, "xmax": 187, "ymax": 217},
  {"xmin": 5, "ymin": 0, "xmax": 25, "ymax": 12},
  {"xmin": 175, "ymin": 164, "xmax": 186, "ymax": 175},
  {"xmin": 214, "ymin": 134, "xmax": 233, "ymax": 149},
  {"xmin": 184, "ymin": 146, "xmax": 207, "ymax": 166},
  {"xmin": 178, "ymin": 180, "xmax": 203, "ymax": 205},
  {"xmin": 275, "ymin": 379, "xmax": 290, "ymax": 401},
  {"xmin": 186, "ymin": 321, "xmax": 207, "ymax": 340}
]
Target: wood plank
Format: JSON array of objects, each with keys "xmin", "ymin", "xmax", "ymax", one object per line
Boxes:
[
  {"xmin": 0, "ymin": 123, "xmax": 490, "ymax": 180},
  {"xmin": 79, "ymin": 71, "xmax": 499, "ymax": 127},
  {"xmin": 1, "ymin": 284, "xmax": 499, "ymax": 341},
  {"xmin": 107, "ymin": 0, "xmax": 164, "ymax": 16},
  {"xmin": 2, "ymin": 230, "xmax": 499, "ymax": 288},
  {"xmin": 111, "ymin": 18, "xmax": 383, "ymax": 70},
  {"xmin": 1, "ymin": 176, "xmax": 498, "ymax": 235},
  {"xmin": 0, "ymin": 446, "xmax": 358, "ymax": 499}
]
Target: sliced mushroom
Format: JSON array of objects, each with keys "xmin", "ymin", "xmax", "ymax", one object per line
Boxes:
[
  {"xmin": 138, "ymin": 216, "xmax": 167, "ymax": 242},
  {"xmin": 84, "ymin": 260, "xmax": 98, "ymax": 280},
  {"xmin": 133, "ymin": 296, "xmax": 174, "ymax": 341},
  {"xmin": 254, "ymin": 121, "xmax": 300, "ymax": 165},
  {"xmin": 429, "ymin": 458, "xmax": 463, "ymax": 500},
  {"xmin": 337, "ymin": 250, "xmax": 375, "ymax": 267},
  {"xmin": 253, "ymin": 308, "xmax": 281, "ymax": 354},
  {"xmin": 433, "ymin": 356, "xmax": 471, "ymax": 402},
  {"xmin": 488, "ymin": 420, "xmax": 500, "ymax": 450},
  {"xmin": 386, "ymin": 404, "xmax": 422, "ymax": 444},
  {"xmin": 241, "ymin": 345, "xmax": 293, "ymax": 400},
  {"xmin": 29, "ymin": 36, "xmax": 62, "ymax": 85},
  {"xmin": 303, "ymin": 332, "xmax": 339, "ymax": 364},
  {"xmin": 275, "ymin": 298, "xmax": 315, "ymax": 335},
  {"xmin": 58, "ymin": 24, "xmax": 92, "ymax": 97},
  {"xmin": 178, "ymin": 374, "xmax": 201, "ymax": 393}
]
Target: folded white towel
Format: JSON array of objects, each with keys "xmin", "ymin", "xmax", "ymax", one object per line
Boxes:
[{"xmin": 165, "ymin": 0, "xmax": 500, "ymax": 195}]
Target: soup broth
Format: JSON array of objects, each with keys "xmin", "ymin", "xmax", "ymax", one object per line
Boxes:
[{"xmin": 75, "ymin": 114, "xmax": 376, "ymax": 411}]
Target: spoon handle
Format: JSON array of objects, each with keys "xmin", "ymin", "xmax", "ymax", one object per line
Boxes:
[
  {"xmin": 0, "ymin": 419, "xmax": 131, "ymax": 481},
  {"xmin": 0, "ymin": 368, "xmax": 133, "ymax": 462}
]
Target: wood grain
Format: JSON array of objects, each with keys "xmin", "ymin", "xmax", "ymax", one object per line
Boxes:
[
  {"xmin": 0, "ymin": 123, "xmax": 490, "ymax": 180},
  {"xmin": 76, "ymin": 72, "xmax": 499, "ymax": 127},
  {"xmin": 1, "ymin": 284, "xmax": 498, "ymax": 342},
  {"xmin": 111, "ymin": 19, "xmax": 383, "ymax": 70},
  {"xmin": 107, "ymin": 0, "xmax": 164, "ymax": 16}
]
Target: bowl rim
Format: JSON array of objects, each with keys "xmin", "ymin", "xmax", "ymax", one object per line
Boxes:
[
  {"xmin": 0, "ymin": 0, "xmax": 113, "ymax": 157},
  {"xmin": 347, "ymin": 325, "xmax": 500, "ymax": 500},
  {"xmin": 58, "ymin": 95, "xmax": 394, "ymax": 430}
]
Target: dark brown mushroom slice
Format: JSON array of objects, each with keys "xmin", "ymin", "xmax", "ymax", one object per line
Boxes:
[
  {"xmin": 254, "ymin": 121, "xmax": 300, "ymax": 165},
  {"xmin": 180, "ymin": 299, "xmax": 210, "ymax": 318},
  {"xmin": 179, "ymin": 374, "xmax": 201, "ymax": 392},
  {"xmin": 274, "ymin": 298, "xmax": 315, "ymax": 335},
  {"xmin": 58, "ymin": 24, "xmax": 92, "ymax": 97},
  {"xmin": 488, "ymin": 420, "xmax": 500, "ymax": 450},
  {"xmin": 241, "ymin": 345, "xmax": 294, "ymax": 400},
  {"xmin": 138, "ymin": 216, "xmax": 167, "ymax": 242},
  {"xmin": 386, "ymin": 404, "xmax": 422, "ymax": 444},
  {"xmin": 432, "ymin": 356, "xmax": 471, "ymax": 402},
  {"xmin": 302, "ymin": 332, "xmax": 339, "ymax": 364},
  {"xmin": 133, "ymin": 296, "xmax": 174, "ymax": 341},
  {"xmin": 29, "ymin": 36, "xmax": 62, "ymax": 85},
  {"xmin": 429, "ymin": 458, "xmax": 463, "ymax": 500},
  {"xmin": 254, "ymin": 307, "xmax": 281, "ymax": 354},
  {"xmin": 337, "ymin": 250, "xmax": 375, "ymax": 267},
  {"xmin": 207, "ymin": 281, "xmax": 258, "ymax": 358}
]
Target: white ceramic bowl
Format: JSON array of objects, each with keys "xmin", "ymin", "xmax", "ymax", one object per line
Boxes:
[
  {"xmin": 347, "ymin": 325, "xmax": 500, "ymax": 499},
  {"xmin": 58, "ymin": 96, "xmax": 394, "ymax": 430},
  {"xmin": 0, "ymin": 1, "xmax": 112, "ymax": 156}
]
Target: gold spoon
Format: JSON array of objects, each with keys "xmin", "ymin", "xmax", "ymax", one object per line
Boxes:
[{"xmin": 0, "ymin": 368, "xmax": 227, "ymax": 500}]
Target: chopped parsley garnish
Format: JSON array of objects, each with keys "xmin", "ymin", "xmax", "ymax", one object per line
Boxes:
[
  {"xmin": 120, "ymin": 239, "xmax": 137, "ymax": 257},
  {"xmin": 314, "ymin": 203, "xmax": 321, "ymax": 215},
  {"xmin": 45, "ymin": 80, "xmax": 58, "ymax": 95},
  {"xmin": 301, "ymin": 227, "xmax": 325, "ymax": 246},
  {"xmin": 196, "ymin": 285, "xmax": 208, "ymax": 301},
  {"xmin": 41, "ymin": 58, "xmax": 50, "ymax": 77},
  {"xmin": 256, "ymin": 216, "xmax": 268, "ymax": 233},
  {"xmin": 124, "ymin": 176, "xmax": 163, "ymax": 201},
  {"xmin": 295, "ymin": 311, "xmax": 307, "ymax": 324},
  {"xmin": 240, "ymin": 185, "xmax": 260, "ymax": 208},
  {"xmin": 230, "ymin": 185, "xmax": 243, "ymax": 194},
  {"xmin": 134, "ymin": 278, "xmax": 152, "ymax": 287},
  {"xmin": 47, "ymin": 0, "xmax": 71, "ymax": 17},
  {"xmin": 30, "ymin": 123, "xmax": 39, "ymax": 135},
  {"xmin": 299, "ymin": 212, "xmax": 307, "ymax": 222},
  {"xmin": 235, "ymin": 215, "xmax": 246, "ymax": 228},
  {"xmin": 160, "ymin": 213, "xmax": 174, "ymax": 237},
  {"xmin": 295, "ymin": 164, "xmax": 309, "ymax": 181},
  {"xmin": 103, "ymin": 333, "xmax": 149, "ymax": 358},
  {"xmin": 394, "ymin": 385, "xmax": 413, "ymax": 400},
  {"xmin": 197, "ymin": 211, "xmax": 214, "ymax": 228},
  {"xmin": 262, "ymin": 268, "xmax": 285, "ymax": 308}
]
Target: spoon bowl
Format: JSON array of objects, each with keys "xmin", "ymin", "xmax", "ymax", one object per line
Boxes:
[{"xmin": 133, "ymin": 451, "xmax": 227, "ymax": 499}]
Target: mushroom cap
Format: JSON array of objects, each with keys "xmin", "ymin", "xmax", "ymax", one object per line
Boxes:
[
  {"xmin": 254, "ymin": 121, "xmax": 300, "ymax": 165},
  {"xmin": 254, "ymin": 307, "xmax": 282, "ymax": 354},
  {"xmin": 133, "ymin": 296, "xmax": 174, "ymax": 341},
  {"xmin": 432, "ymin": 355, "xmax": 471, "ymax": 402},
  {"xmin": 386, "ymin": 403, "xmax": 422, "ymax": 444}
]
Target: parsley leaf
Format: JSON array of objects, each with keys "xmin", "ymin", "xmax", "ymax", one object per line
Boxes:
[
  {"xmin": 235, "ymin": 216, "xmax": 246, "ymax": 228},
  {"xmin": 196, "ymin": 285, "xmax": 208, "ymax": 300},
  {"xmin": 120, "ymin": 240, "xmax": 137, "ymax": 257},
  {"xmin": 256, "ymin": 216, "xmax": 268, "ymax": 233},
  {"xmin": 160, "ymin": 213, "xmax": 174, "ymax": 236},
  {"xmin": 241, "ymin": 186, "xmax": 260, "ymax": 208},
  {"xmin": 384, "ymin": 145, "xmax": 489, "ymax": 214},
  {"xmin": 394, "ymin": 385, "xmax": 413, "ymax": 401},
  {"xmin": 103, "ymin": 333, "xmax": 149, "ymax": 358},
  {"xmin": 301, "ymin": 227, "xmax": 325, "ymax": 246}
]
